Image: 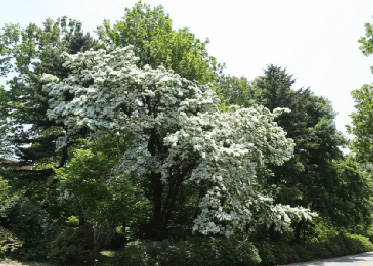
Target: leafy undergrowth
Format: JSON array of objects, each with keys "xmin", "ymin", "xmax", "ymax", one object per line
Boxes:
[
  {"xmin": 97, "ymin": 234, "xmax": 373, "ymax": 266},
  {"xmin": 257, "ymin": 234, "xmax": 373, "ymax": 266},
  {"xmin": 98, "ymin": 238, "xmax": 261, "ymax": 266},
  {"xmin": 2, "ymin": 234, "xmax": 372, "ymax": 266}
]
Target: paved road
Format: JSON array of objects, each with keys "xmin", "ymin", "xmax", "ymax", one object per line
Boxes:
[{"xmin": 281, "ymin": 252, "xmax": 373, "ymax": 266}]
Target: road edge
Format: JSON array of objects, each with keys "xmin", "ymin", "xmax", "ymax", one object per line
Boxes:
[{"xmin": 277, "ymin": 251, "xmax": 373, "ymax": 266}]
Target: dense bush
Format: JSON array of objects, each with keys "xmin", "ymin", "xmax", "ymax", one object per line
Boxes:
[
  {"xmin": 256, "ymin": 241, "xmax": 302, "ymax": 266},
  {"xmin": 342, "ymin": 234, "xmax": 373, "ymax": 254},
  {"xmin": 48, "ymin": 227, "xmax": 94, "ymax": 265},
  {"xmin": 3, "ymin": 197, "xmax": 61, "ymax": 261},
  {"xmin": 113, "ymin": 237, "xmax": 261, "ymax": 266},
  {"xmin": 0, "ymin": 226, "xmax": 23, "ymax": 259},
  {"xmin": 363, "ymin": 225, "xmax": 373, "ymax": 243},
  {"xmin": 257, "ymin": 233, "xmax": 373, "ymax": 266},
  {"xmin": 106, "ymin": 234, "xmax": 372, "ymax": 266}
]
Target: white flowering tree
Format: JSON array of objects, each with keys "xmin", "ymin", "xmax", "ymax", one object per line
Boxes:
[{"xmin": 42, "ymin": 46, "xmax": 316, "ymax": 239}]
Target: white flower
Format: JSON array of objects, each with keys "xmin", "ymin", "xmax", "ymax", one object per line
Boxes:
[{"xmin": 43, "ymin": 45, "xmax": 313, "ymax": 237}]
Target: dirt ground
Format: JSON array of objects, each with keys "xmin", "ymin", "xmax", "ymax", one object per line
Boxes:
[{"xmin": 0, "ymin": 259, "xmax": 52, "ymax": 266}]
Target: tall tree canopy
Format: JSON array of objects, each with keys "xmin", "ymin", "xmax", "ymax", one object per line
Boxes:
[
  {"xmin": 349, "ymin": 84, "xmax": 373, "ymax": 163},
  {"xmin": 252, "ymin": 65, "xmax": 362, "ymax": 229},
  {"xmin": 0, "ymin": 1, "xmax": 222, "ymax": 168},
  {"xmin": 42, "ymin": 47, "xmax": 315, "ymax": 239},
  {"xmin": 0, "ymin": 17, "xmax": 95, "ymax": 169},
  {"xmin": 217, "ymin": 65, "xmax": 370, "ymax": 232},
  {"xmin": 349, "ymin": 19, "xmax": 373, "ymax": 163},
  {"xmin": 359, "ymin": 20, "xmax": 373, "ymax": 70},
  {"xmin": 0, "ymin": 86, "xmax": 13, "ymax": 159},
  {"xmin": 0, "ymin": 2, "xmax": 229, "ymax": 250},
  {"xmin": 1, "ymin": 3, "xmax": 371, "ymax": 263},
  {"xmin": 96, "ymin": 1, "xmax": 223, "ymax": 84}
]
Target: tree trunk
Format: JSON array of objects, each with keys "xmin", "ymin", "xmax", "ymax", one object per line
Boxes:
[
  {"xmin": 147, "ymin": 125, "xmax": 165, "ymax": 239},
  {"xmin": 92, "ymin": 221, "xmax": 99, "ymax": 258},
  {"xmin": 56, "ymin": 144, "xmax": 68, "ymax": 168},
  {"xmin": 150, "ymin": 171, "xmax": 163, "ymax": 239},
  {"xmin": 162, "ymin": 176, "xmax": 183, "ymax": 231},
  {"xmin": 122, "ymin": 222, "xmax": 127, "ymax": 245},
  {"xmin": 79, "ymin": 205, "xmax": 85, "ymax": 227},
  {"xmin": 296, "ymin": 220, "xmax": 304, "ymax": 244}
]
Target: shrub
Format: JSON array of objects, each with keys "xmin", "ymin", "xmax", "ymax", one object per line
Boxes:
[
  {"xmin": 3, "ymin": 197, "xmax": 61, "ymax": 261},
  {"xmin": 113, "ymin": 241, "xmax": 162, "ymax": 266},
  {"xmin": 257, "ymin": 241, "xmax": 306, "ymax": 266},
  {"xmin": 0, "ymin": 226, "xmax": 23, "ymax": 259},
  {"xmin": 48, "ymin": 227, "xmax": 93, "ymax": 265},
  {"xmin": 257, "ymin": 234, "xmax": 373, "ymax": 266},
  {"xmin": 113, "ymin": 237, "xmax": 261, "ymax": 266},
  {"xmin": 343, "ymin": 234, "xmax": 373, "ymax": 254},
  {"xmin": 158, "ymin": 240, "xmax": 191, "ymax": 266}
]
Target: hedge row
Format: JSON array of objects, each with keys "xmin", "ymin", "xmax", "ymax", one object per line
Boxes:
[
  {"xmin": 101, "ymin": 237, "xmax": 261, "ymax": 266},
  {"xmin": 3, "ymin": 228, "xmax": 372, "ymax": 266},
  {"xmin": 96, "ymin": 234, "xmax": 372, "ymax": 266},
  {"xmin": 257, "ymin": 234, "xmax": 373, "ymax": 266}
]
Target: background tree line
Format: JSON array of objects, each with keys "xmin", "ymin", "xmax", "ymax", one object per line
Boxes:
[{"xmin": 0, "ymin": 2, "xmax": 372, "ymax": 265}]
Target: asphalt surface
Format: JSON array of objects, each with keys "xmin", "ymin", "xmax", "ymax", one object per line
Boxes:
[{"xmin": 281, "ymin": 251, "xmax": 373, "ymax": 266}]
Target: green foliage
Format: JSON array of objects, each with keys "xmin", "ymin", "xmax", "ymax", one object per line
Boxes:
[
  {"xmin": 48, "ymin": 227, "xmax": 93, "ymax": 265},
  {"xmin": 55, "ymin": 146, "xmax": 114, "ymax": 222},
  {"xmin": 55, "ymin": 137, "xmax": 151, "ymax": 234},
  {"xmin": 102, "ymin": 234, "xmax": 373, "ymax": 266},
  {"xmin": 113, "ymin": 241, "xmax": 161, "ymax": 266},
  {"xmin": 362, "ymin": 224, "xmax": 373, "ymax": 243},
  {"xmin": 359, "ymin": 20, "xmax": 373, "ymax": 60},
  {"xmin": 343, "ymin": 234, "xmax": 373, "ymax": 254},
  {"xmin": 52, "ymin": 137, "xmax": 152, "ymax": 258},
  {"xmin": 2, "ymin": 196, "xmax": 61, "ymax": 261},
  {"xmin": 349, "ymin": 84, "xmax": 373, "ymax": 163},
  {"xmin": 256, "ymin": 241, "xmax": 303, "ymax": 266},
  {"xmin": 214, "ymin": 75, "xmax": 257, "ymax": 109},
  {"xmin": 223, "ymin": 65, "xmax": 370, "ymax": 234},
  {"xmin": 253, "ymin": 64, "xmax": 299, "ymax": 111},
  {"xmin": 96, "ymin": 1, "xmax": 222, "ymax": 84},
  {"xmin": 350, "ymin": 19, "xmax": 373, "ymax": 163},
  {"xmin": 257, "ymin": 234, "xmax": 373, "ymax": 266},
  {"xmin": 1, "ymin": 2, "xmax": 372, "ymax": 264},
  {"xmin": 216, "ymin": 65, "xmax": 372, "ymax": 241},
  {"xmin": 113, "ymin": 238, "xmax": 261, "ymax": 266},
  {"xmin": 327, "ymin": 157, "xmax": 372, "ymax": 228},
  {"xmin": 0, "ymin": 226, "xmax": 23, "ymax": 259},
  {"xmin": 0, "ymin": 87, "xmax": 13, "ymax": 160},
  {"xmin": 0, "ymin": 176, "xmax": 19, "ymax": 259},
  {"xmin": 0, "ymin": 17, "xmax": 95, "ymax": 168},
  {"xmin": 0, "ymin": 176, "xmax": 10, "ymax": 206}
]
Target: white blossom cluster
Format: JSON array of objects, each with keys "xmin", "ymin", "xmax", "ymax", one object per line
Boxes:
[
  {"xmin": 42, "ymin": 46, "xmax": 316, "ymax": 236},
  {"xmin": 164, "ymin": 106, "xmax": 316, "ymax": 236}
]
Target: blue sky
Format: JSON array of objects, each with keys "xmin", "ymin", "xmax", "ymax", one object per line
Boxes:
[{"xmin": 1, "ymin": 0, "xmax": 372, "ymax": 138}]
